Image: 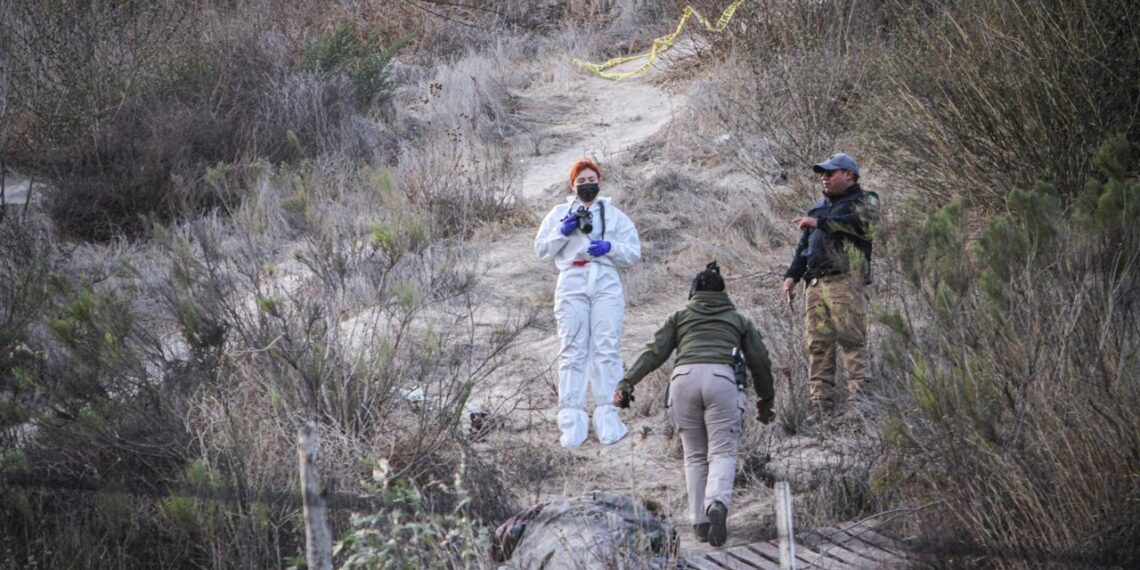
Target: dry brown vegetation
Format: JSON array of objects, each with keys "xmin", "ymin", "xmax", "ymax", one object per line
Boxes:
[
  {"xmin": 698, "ymin": 0, "xmax": 1139, "ymax": 565},
  {"xmin": 1, "ymin": 0, "xmax": 1138, "ymax": 568}
]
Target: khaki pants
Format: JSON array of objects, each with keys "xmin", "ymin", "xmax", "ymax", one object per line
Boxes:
[
  {"xmin": 667, "ymin": 363, "xmax": 744, "ymax": 525},
  {"xmin": 804, "ymin": 274, "xmax": 869, "ymax": 407}
]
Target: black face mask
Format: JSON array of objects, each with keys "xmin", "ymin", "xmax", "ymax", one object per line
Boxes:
[{"xmin": 576, "ymin": 182, "xmax": 600, "ymax": 203}]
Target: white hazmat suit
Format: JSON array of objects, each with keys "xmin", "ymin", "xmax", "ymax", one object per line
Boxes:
[{"xmin": 534, "ymin": 196, "xmax": 641, "ymax": 447}]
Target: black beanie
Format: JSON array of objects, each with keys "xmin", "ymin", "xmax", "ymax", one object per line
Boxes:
[{"xmin": 689, "ymin": 261, "xmax": 725, "ymax": 298}]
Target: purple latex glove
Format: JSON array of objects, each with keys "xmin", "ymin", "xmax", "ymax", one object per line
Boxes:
[
  {"xmin": 587, "ymin": 240, "xmax": 611, "ymax": 257},
  {"xmin": 559, "ymin": 215, "xmax": 579, "ymax": 237}
]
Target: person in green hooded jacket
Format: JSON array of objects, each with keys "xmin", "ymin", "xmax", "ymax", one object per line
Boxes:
[{"xmin": 613, "ymin": 261, "xmax": 775, "ymax": 547}]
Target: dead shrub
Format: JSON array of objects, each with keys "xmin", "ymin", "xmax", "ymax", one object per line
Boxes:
[
  {"xmin": 397, "ymin": 130, "xmax": 524, "ymax": 240},
  {"xmin": 859, "ymin": 0, "xmax": 1140, "ymax": 206},
  {"xmin": 3, "ymin": 2, "xmax": 406, "ymax": 243},
  {"xmin": 704, "ymin": 0, "xmax": 885, "ymax": 185}
]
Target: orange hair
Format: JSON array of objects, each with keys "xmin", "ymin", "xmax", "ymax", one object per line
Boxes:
[{"xmin": 569, "ymin": 158, "xmax": 602, "ymax": 189}]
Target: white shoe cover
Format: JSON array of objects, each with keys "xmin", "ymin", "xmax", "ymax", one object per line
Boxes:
[
  {"xmin": 593, "ymin": 405, "xmax": 628, "ymax": 445},
  {"xmin": 559, "ymin": 408, "xmax": 589, "ymax": 447}
]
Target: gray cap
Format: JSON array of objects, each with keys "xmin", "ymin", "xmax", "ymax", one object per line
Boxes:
[{"xmin": 812, "ymin": 153, "xmax": 859, "ymax": 175}]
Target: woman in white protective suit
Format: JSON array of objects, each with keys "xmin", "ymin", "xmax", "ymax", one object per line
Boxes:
[{"xmin": 534, "ymin": 158, "xmax": 641, "ymax": 447}]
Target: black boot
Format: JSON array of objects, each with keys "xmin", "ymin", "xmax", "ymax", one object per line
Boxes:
[
  {"xmin": 693, "ymin": 522, "xmax": 710, "ymax": 543},
  {"xmin": 706, "ymin": 501, "xmax": 728, "ymax": 547}
]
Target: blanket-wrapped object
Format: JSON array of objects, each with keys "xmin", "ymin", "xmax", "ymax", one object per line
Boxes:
[{"xmin": 492, "ymin": 492, "xmax": 677, "ymax": 569}]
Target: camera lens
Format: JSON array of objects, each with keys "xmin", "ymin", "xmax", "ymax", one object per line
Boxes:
[{"xmin": 575, "ymin": 207, "xmax": 592, "ymax": 234}]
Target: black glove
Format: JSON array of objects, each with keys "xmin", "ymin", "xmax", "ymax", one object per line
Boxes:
[
  {"xmin": 614, "ymin": 390, "xmax": 635, "ymax": 409},
  {"xmin": 756, "ymin": 400, "xmax": 776, "ymax": 424}
]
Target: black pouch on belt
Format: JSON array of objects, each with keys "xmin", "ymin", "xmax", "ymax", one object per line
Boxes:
[{"xmin": 731, "ymin": 347, "xmax": 748, "ymax": 391}]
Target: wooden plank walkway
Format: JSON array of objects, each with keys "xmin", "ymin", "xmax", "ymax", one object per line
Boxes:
[{"xmin": 685, "ymin": 521, "xmax": 911, "ymax": 569}]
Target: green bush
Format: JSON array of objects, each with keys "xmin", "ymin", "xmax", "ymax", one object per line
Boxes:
[
  {"xmin": 0, "ymin": 267, "xmax": 205, "ymax": 567},
  {"xmin": 880, "ymin": 137, "xmax": 1140, "ymax": 567},
  {"xmin": 333, "ymin": 459, "xmax": 489, "ymax": 569},
  {"xmin": 301, "ymin": 21, "xmax": 404, "ymax": 106},
  {"xmin": 0, "ymin": 219, "xmax": 54, "ymax": 444}
]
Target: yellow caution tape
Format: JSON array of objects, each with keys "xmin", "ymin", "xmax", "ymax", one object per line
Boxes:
[{"xmin": 573, "ymin": 0, "xmax": 746, "ymax": 81}]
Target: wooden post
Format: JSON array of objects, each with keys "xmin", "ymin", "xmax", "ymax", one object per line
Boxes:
[
  {"xmin": 23, "ymin": 174, "xmax": 33, "ymax": 217},
  {"xmin": 775, "ymin": 481, "xmax": 796, "ymax": 570},
  {"xmin": 1, "ymin": 155, "xmax": 7, "ymax": 225},
  {"xmin": 299, "ymin": 423, "xmax": 333, "ymax": 570}
]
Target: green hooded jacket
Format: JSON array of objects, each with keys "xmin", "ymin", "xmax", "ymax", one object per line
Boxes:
[{"xmin": 618, "ymin": 291, "xmax": 774, "ymax": 405}]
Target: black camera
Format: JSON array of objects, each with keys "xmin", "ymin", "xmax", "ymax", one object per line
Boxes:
[{"xmin": 574, "ymin": 206, "xmax": 593, "ymax": 234}]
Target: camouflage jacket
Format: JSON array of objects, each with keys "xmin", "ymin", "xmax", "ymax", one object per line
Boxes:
[{"xmin": 784, "ymin": 184, "xmax": 877, "ymax": 282}]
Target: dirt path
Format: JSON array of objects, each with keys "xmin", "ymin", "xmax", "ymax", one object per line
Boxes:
[
  {"xmin": 473, "ymin": 52, "xmax": 688, "ymax": 402},
  {"xmin": 515, "ymin": 77, "xmax": 683, "ymax": 201},
  {"xmin": 456, "ymin": 36, "xmax": 880, "ymax": 563},
  {"xmin": 467, "ymin": 49, "xmax": 741, "ymax": 551},
  {"xmin": 464, "ymin": 40, "xmax": 870, "ymax": 558}
]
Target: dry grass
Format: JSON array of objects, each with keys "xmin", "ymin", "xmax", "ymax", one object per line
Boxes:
[
  {"xmin": 858, "ymin": 0, "xmax": 1140, "ymax": 206},
  {"xmin": 4, "ymin": 0, "xmax": 1137, "ymax": 567},
  {"xmin": 0, "ymin": 124, "xmax": 533, "ymax": 567},
  {"xmin": 682, "ymin": 2, "xmax": 1140, "ymax": 563},
  {"xmin": 698, "ymin": 0, "xmax": 877, "ymax": 188},
  {"xmin": 1, "ymin": 0, "xmax": 434, "ymax": 242},
  {"xmin": 0, "ymin": 2, "xmax": 691, "ymax": 566}
]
